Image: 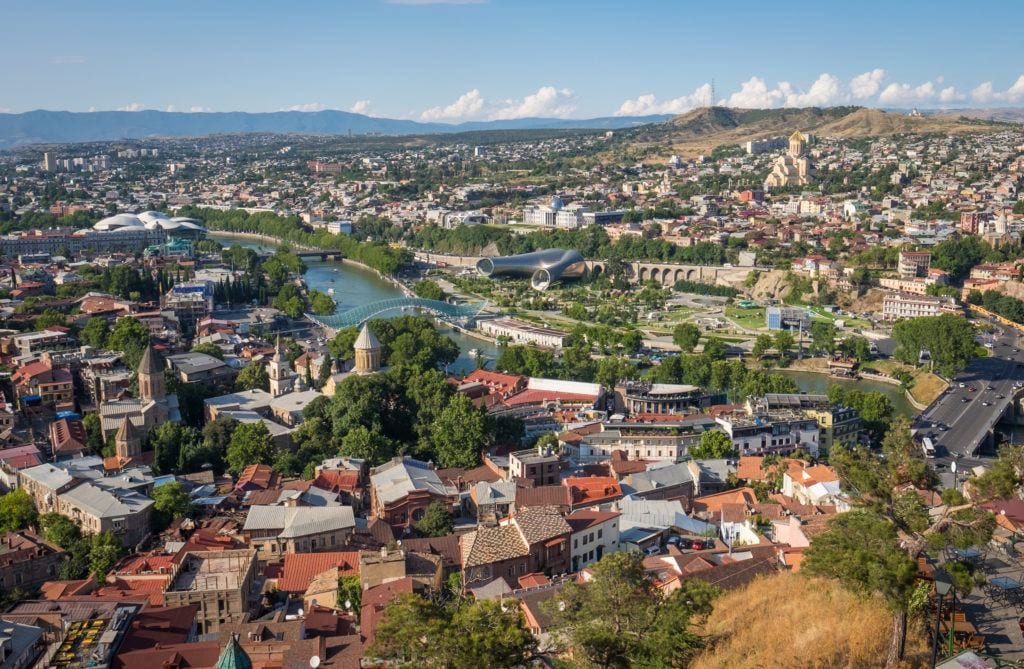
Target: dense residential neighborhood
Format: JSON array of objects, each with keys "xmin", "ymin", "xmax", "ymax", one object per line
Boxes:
[{"xmin": 2, "ymin": 8, "xmax": 1024, "ymax": 662}]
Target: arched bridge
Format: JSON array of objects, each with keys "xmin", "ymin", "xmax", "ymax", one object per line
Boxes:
[{"xmin": 306, "ymin": 297, "xmax": 488, "ymax": 330}]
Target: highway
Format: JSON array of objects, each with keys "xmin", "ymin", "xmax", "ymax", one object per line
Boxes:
[{"xmin": 915, "ymin": 322, "xmax": 1024, "ymax": 477}]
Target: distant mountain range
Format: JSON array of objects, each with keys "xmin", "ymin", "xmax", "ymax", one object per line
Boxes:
[
  {"xmin": 2, "ymin": 105, "xmax": 1018, "ymax": 151},
  {"xmin": 0, "ymin": 109, "xmax": 674, "ymax": 149}
]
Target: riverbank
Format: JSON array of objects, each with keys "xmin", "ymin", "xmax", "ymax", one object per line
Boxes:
[{"xmin": 210, "ymin": 229, "xmax": 413, "ymax": 297}]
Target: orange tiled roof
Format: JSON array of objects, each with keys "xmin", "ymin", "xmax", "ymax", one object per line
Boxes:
[
  {"xmin": 277, "ymin": 552, "xmax": 360, "ymax": 593},
  {"xmin": 563, "ymin": 476, "xmax": 622, "ymax": 506}
]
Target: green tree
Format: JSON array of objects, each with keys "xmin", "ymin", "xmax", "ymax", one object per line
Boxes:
[
  {"xmin": 150, "ymin": 422, "xmax": 201, "ymax": 476},
  {"xmin": 752, "ymin": 333, "xmax": 774, "ymax": 358},
  {"xmin": 227, "ymin": 421, "xmax": 277, "ymax": 475},
  {"xmin": 702, "ymin": 336, "xmax": 727, "ymax": 360},
  {"xmin": 804, "ymin": 417, "xmax": 995, "ymax": 668},
  {"xmin": 690, "ymin": 430, "xmax": 734, "ymax": 460},
  {"xmin": 339, "ymin": 425, "xmax": 394, "ymax": 464},
  {"xmin": 773, "ymin": 330, "xmax": 795, "ymax": 358},
  {"xmin": 370, "ymin": 594, "xmax": 537, "ymax": 669},
  {"xmin": 809, "ymin": 321, "xmax": 837, "ymax": 355},
  {"xmin": 34, "ymin": 309, "xmax": 66, "ymax": 330},
  {"xmin": 430, "ymin": 394, "xmax": 485, "ymax": 468},
  {"xmin": 414, "ymin": 500, "xmax": 453, "ymax": 538},
  {"xmin": 546, "ymin": 551, "xmax": 715, "ymax": 668},
  {"xmin": 337, "ymin": 574, "xmax": 362, "ymax": 619},
  {"xmin": 309, "ymin": 290, "xmax": 337, "ymax": 316},
  {"xmin": 89, "ymin": 532, "xmax": 124, "ymax": 583},
  {"xmin": 107, "ymin": 317, "xmax": 151, "ymax": 369},
  {"xmin": 82, "ymin": 412, "xmax": 105, "ymax": 454},
  {"xmin": 152, "ymin": 482, "xmax": 194, "ymax": 531},
  {"xmin": 40, "ymin": 512, "xmax": 81, "ymax": 549},
  {"xmin": 892, "ymin": 314, "xmax": 976, "ymax": 376},
  {"xmin": 0, "ymin": 489, "xmax": 37, "ymax": 533},
  {"xmin": 672, "ymin": 323, "xmax": 700, "ymax": 352},
  {"xmin": 235, "ymin": 362, "xmax": 270, "ymax": 391},
  {"xmin": 79, "ymin": 317, "xmax": 110, "ymax": 348},
  {"xmin": 412, "ymin": 279, "xmax": 446, "ymax": 301},
  {"xmin": 191, "ymin": 342, "xmax": 224, "ymax": 360}
]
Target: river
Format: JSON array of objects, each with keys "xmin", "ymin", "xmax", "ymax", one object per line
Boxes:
[
  {"xmin": 208, "ymin": 234, "xmax": 920, "ymax": 410},
  {"xmin": 208, "ymin": 234, "xmax": 499, "ymax": 374},
  {"xmin": 775, "ymin": 370, "xmax": 916, "ymax": 417}
]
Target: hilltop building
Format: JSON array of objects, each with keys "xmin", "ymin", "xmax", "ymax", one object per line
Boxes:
[{"xmin": 764, "ymin": 131, "xmax": 815, "ymax": 190}]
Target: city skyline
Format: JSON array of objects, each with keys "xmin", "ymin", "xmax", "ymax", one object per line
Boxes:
[{"xmin": 2, "ymin": 0, "xmax": 1024, "ymax": 119}]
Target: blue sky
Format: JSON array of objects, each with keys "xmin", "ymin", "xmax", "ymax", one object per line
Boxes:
[{"xmin": 2, "ymin": 0, "xmax": 1023, "ymax": 119}]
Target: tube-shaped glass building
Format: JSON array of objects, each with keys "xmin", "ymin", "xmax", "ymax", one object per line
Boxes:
[{"xmin": 476, "ymin": 248, "xmax": 586, "ymax": 291}]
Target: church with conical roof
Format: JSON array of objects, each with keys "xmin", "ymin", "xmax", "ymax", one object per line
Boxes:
[
  {"xmin": 323, "ymin": 323, "xmax": 384, "ymax": 396},
  {"xmin": 98, "ymin": 342, "xmax": 181, "ymax": 440}
]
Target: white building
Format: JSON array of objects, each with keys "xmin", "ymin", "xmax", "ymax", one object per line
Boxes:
[
  {"xmin": 566, "ymin": 509, "xmax": 621, "ymax": 572},
  {"xmin": 478, "ymin": 317, "xmax": 567, "ymax": 349},
  {"xmin": 881, "ymin": 292, "xmax": 959, "ymax": 321}
]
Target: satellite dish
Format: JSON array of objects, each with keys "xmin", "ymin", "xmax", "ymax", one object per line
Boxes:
[
  {"xmin": 297, "ymin": 608, "xmax": 304, "ymax": 617},
  {"xmin": 310, "ymin": 657, "xmax": 321, "ymax": 669},
  {"xmin": 344, "ymin": 599, "xmax": 352, "ymax": 610}
]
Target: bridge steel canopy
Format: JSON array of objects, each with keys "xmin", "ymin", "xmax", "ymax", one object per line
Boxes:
[{"xmin": 306, "ymin": 297, "xmax": 487, "ymax": 329}]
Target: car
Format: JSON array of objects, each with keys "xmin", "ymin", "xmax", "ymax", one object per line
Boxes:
[
  {"xmin": 666, "ymin": 535, "xmax": 682, "ymax": 546},
  {"xmin": 939, "ymin": 425, "xmax": 949, "ymax": 431},
  {"xmin": 958, "ymin": 382, "xmax": 966, "ymax": 388},
  {"xmin": 982, "ymin": 401, "xmax": 992, "ymax": 406},
  {"xmin": 961, "ymin": 397, "xmax": 969, "ymax": 403},
  {"xmin": 644, "ymin": 545, "xmax": 661, "ymax": 556},
  {"xmin": 988, "ymin": 386, "xmax": 995, "ymax": 391},
  {"xmin": 997, "ymin": 395, "xmax": 1005, "ymax": 399},
  {"xmin": 691, "ymin": 540, "xmax": 713, "ymax": 550}
]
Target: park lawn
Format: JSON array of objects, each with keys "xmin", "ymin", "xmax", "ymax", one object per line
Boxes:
[
  {"xmin": 725, "ymin": 305, "xmax": 766, "ymax": 330},
  {"xmin": 909, "ymin": 372, "xmax": 947, "ymax": 406}
]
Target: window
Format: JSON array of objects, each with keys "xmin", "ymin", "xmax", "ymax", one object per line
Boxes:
[
  {"xmin": 519, "ymin": 563, "xmax": 527, "ymax": 574},
  {"xmin": 597, "ymin": 529, "xmax": 603, "ymax": 539},
  {"xmin": 573, "ymin": 538, "xmax": 577, "ymax": 549}
]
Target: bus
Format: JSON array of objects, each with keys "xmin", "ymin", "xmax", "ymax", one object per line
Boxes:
[{"xmin": 922, "ymin": 437, "xmax": 936, "ymax": 459}]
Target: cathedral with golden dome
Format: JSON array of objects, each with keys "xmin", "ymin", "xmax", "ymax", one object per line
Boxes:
[{"xmin": 764, "ymin": 130, "xmax": 815, "ymax": 190}]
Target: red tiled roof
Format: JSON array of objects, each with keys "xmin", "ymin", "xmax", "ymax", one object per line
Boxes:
[
  {"xmin": 235, "ymin": 463, "xmax": 279, "ymax": 491},
  {"xmin": 277, "ymin": 552, "xmax": 360, "ymax": 593},
  {"xmin": 313, "ymin": 470, "xmax": 362, "ymax": 494},
  {"xmin": 563, "ymin": 476, "xmax": 622, "ymax": 506},
  {"xmin": 113, "ymin": 553, "xmax": 176, "ymax": 575}
]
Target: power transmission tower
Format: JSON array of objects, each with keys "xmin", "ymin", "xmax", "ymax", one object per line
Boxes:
[{"xmin": 710, "ymin": 79, "xmax": 716, "ymax": 108}]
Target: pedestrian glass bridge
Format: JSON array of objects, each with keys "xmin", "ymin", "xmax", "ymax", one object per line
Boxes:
[{"xmin": 306, "ymin": 297, "xmax": 487, "ymax": 329}]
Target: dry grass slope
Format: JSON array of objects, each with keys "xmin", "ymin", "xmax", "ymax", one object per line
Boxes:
[
  {"xmin": 692, "ymin": 572, "xmax": 930, "ymax": 669},
  {"xmin": 629, "ymin": 106, "xmax": 1005, "ymax": 158}
]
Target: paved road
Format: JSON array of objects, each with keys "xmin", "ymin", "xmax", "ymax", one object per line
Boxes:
[{"xmin": 916, "ymin": 323, "xmax": 1024, "ymax": 472}]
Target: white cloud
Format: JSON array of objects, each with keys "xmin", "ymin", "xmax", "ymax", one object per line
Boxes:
[
  {"xmin": 971, "ymin": 75, "xmax": 1024, "ymax": 103},
  {"xmin": 939, "ymin": 86, "xmax": 964, "ymax": 103},
  {"xmin": 283, "ymin": 102, "xmax": 327, "ymax": 112},
  {"xmin": 490, "ymin": 86, "xmax": 576, "ymax": 119},
  {"xmin": 878, "ymin": 80, "xmax": 937, "ymax": 105},
  {"xmin": 781, "ymin": 73, "xmax": 844, "ymax": 107},
  {"xmin": 419, "ymin": 89, "xmax": 485, "ymax": 121},
  {"xmin": 614, "ymin": 84, "xmax": 713, "ymax": 116},
  {"xmin": 0, "ymin": 107, "xmax": 11, "ymax": 114},
  {"xmin": 350, "ymin": 100, "xmax": 372, "ymax": 114},
  {"xmin": 724, "ymin": 77, "xmax": 784, "ymax": 108},
  {"xmin": 165, "ymin": 105, "xmax": 177, "ymax": 112},
  {"xmin": 850, "ymin": 69, "xmax": 887, "ymax": 98},
  {"xmin": 117, "ymin": 103, "xmax": 146, "ymax": 112},
  {"xmin": 189, "ymin": 106, "xmax": 212, "ymax": 113}
]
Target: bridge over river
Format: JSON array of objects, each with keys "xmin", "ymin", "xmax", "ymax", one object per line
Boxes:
[{"xmin": 306, "ymin": 297, "xmax": 488, "ymax": 330}]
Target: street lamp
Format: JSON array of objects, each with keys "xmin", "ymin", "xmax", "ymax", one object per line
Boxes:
[
  {"xmin": 932, "ymin": 569, "xmax": 953, "ymax": 666},
  {"xmin": 950, "ymin": 461, "xmax": 958, "ymax": 492}
]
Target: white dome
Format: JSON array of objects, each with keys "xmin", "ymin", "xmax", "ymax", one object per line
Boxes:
[
  {"xmin": 94, "ymin": 213, "xmax": 144, "ymax": 231},
  {"xmin": 550, "ymin": 195, "xmax": 564, "ymax": 211},
  {"xmin": 138, "ymin": 210, "xmax": 171, "ymax": 224},
  {"xmin": 145, "ymin": 218, "xmax": 182, "ymax": 230}
]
